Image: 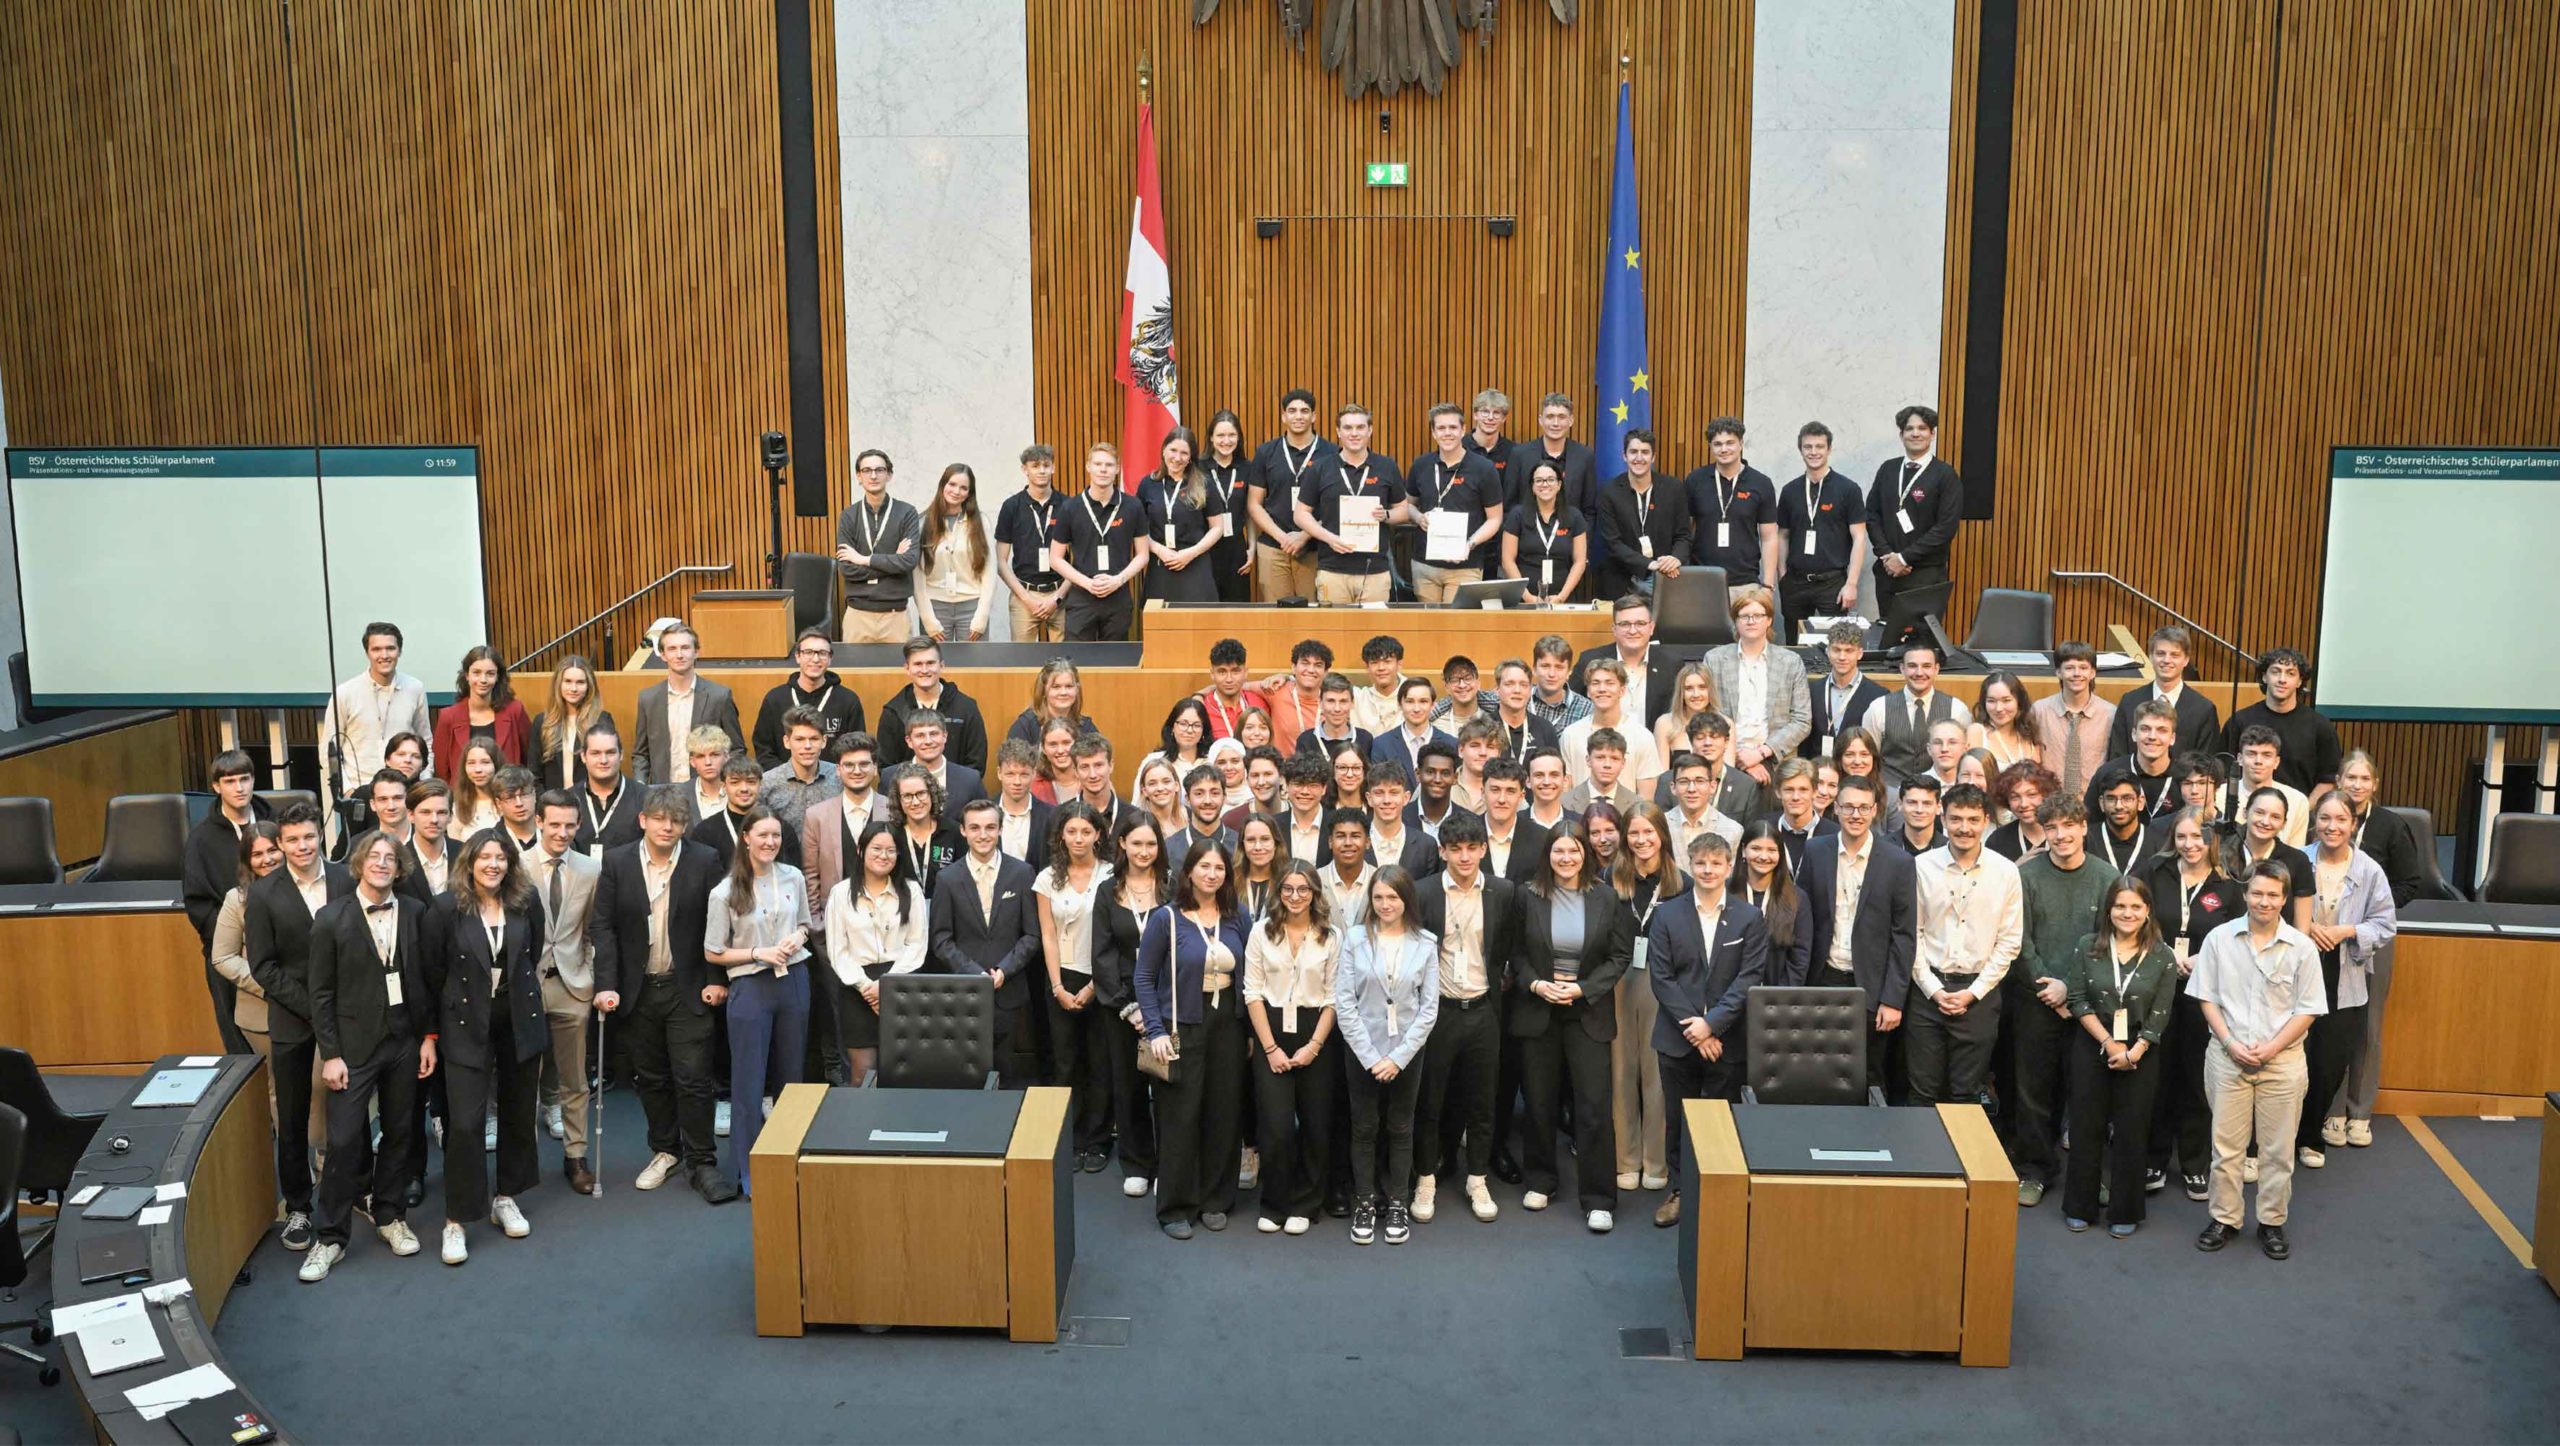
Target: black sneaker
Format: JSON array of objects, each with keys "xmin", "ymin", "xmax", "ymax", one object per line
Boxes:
[
  {"xmin": 2183, "ymin": 1172, "xmax": 2209, "ymax": 1202},
  {"xmin": 2144, "ymin": 1168, "xmax": 2167, "ymax": 1194},
  {"xmin": 1382, "ymin": 1200, "xmax": 1411, "ymax": 1245},
  {"xmin": 279, "ymin": 1210, "xmax": 315, "ymax": 1252},
  {"xmin": 1350, "ymin": 1197, "xmax": 1378, "ymax": 1246}
]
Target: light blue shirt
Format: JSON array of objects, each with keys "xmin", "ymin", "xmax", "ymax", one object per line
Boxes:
[{"xmin": 1333, "ymin": 925, "xmax": 1442, "ymax": 1072}]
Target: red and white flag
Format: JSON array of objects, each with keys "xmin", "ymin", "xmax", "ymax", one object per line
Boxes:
[{"xmin": 1115, "ymin": 100, "xmax": 1179, "ymax": 494}]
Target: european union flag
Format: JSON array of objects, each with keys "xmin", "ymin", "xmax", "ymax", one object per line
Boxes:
[{"xmin": 1594, "ymin": 79, "xmax": 1651, "ymax": 473}]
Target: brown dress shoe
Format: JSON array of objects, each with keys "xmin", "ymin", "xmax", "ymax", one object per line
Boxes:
[
  {"xmin": 565, "ymin": 1156, "xmax": 597, "ymax": 1196},
  {"xmin": 1652, "ymin": 1191, "xmax": 1682, "ymax": 1228}
]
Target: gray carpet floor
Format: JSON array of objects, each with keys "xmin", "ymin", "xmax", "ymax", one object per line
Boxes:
[{"xmin": 6, "ymin": 1095, "xmax": 2556, "ymax": 1444}]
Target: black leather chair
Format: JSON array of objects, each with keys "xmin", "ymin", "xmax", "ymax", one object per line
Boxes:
[
  {"xmin": 867, "ymin": 975, "xmax": 998, "ymax": 1091},
  {"xmin": 2477, "ymin": 813, "xmax": 2560, "ymax": 905},
  {"xmin": 81, "ymin": 793, "xmax": 191, "ymax": 883},
  {"xmin": 0, "ymin": 1049, "xmax": 105, "ymax": 1242},
  {"xmin": 1651, "ymin": 568, "xmax": 1736, "ymax": 647},
  {"xmin": 0, "ymin": 798, "xmax": 63, "ymax": 884},
  {"xmin": 780, "ymin": 551, "xmax": 839, "ymax": 642},
  {"xmin": 1, "ymin": 1102, "xmax": 60, "ymax": 1386},
  {"xmin": 1962, "ymin": 588, "xmax": 2055, "ymax": 653},
  {"xmin": 2385, "ymin": 804, "xmax": 2461, "ymax": 901},
  {"xmin": 256, "ymin": 789, "xmax": 318, "ymax": 819},
  {"xmin": 1739, "ymin": 986, "xmax": 1885, "ymax": 1107}
]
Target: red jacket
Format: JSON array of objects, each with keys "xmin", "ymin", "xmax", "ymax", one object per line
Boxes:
[{"xmin": 434, "ymin": 699, "xmax": 534, "ymax": 782}]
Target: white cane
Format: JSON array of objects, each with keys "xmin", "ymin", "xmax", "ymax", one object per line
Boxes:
[{"xmin": 590, "ymin": 1002, "xmax": 606, "ymax": 1197}]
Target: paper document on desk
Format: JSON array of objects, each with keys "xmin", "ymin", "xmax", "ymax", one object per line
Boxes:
[
  {"xmin": 53, "ymin": 1292, "xmax": 146, "ymax": 1337},
  {"xmin": 129, "ymin": 1362, "xmax": 236, "ymax": 1420}
]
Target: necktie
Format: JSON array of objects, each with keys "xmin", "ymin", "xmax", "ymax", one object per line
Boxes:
[
  {"xmin": 2061, "ymin": 713, "xmax": 2086, "ymax": 794},
  {"xmin": 547, "ymin": 857, "xmax": 562, "ymax": 917},
  {"xmin": 1911, "ymin": 697, "xmax": 1924, "ymax": 735}
]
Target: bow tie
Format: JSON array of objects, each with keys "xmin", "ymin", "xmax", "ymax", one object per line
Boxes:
[{"xmin": 366, "ymin": 901, "xmax": 397, "ymax": 915}]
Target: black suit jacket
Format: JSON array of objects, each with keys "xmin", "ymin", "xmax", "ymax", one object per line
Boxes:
[
  {"xmin": 933, "ymin": 761, "xmax": 990, "ymax": 812},
  {"xmin": 428, "ymin": 894, "xmax": 549, "ymax": 1068},
  {"xmin": 1804, "ymin": 676, "xmax": 1891, "ymax": 759},
  {"xmin": 395, "ymin": 836, "xmax": 460, "ymax": 905},
  {"xmin": 244, "ymin": 864, "xmax": 357, "ymax": 1044},
  {"xmin": 1487, "ymin": 817, "xmax": 1552, "ymax": 884},
  {"xmin": 2355, "ymin": 805, "xmax": 2426, "ymax": 907},
  {"xmin": 927, "ymin": 855, "xmax": 1040, "ymax": 1007},
  {"xmin": 2105, "ymin": 682, "xmax": 2224, "ymax": 762},
  {"xmin": 1592, "ymin": 477, "xmax": 1694, "ymax": 600},
  {"xmin": 1507, "ymin": 882, "xmax": 1630, "ymax": 1041},
  {"xmin": 1865, "ymin": 456, "xmax": 1964, "ymax": 568},
  {"xmin": 592, "ymin": 840, "xmax": 725, "ymax": 1012},
  {"xmin": 306, "ymin": 892, "xmax": 432, "ymax": 1064},
  {"xmin": 1570, "ymin": 643, "xmax": 1675, "ymax": 729},
  {"xmin": 1367, "ymin": 826, "xmax": 1442, "ymax": 880},
  {"xmin": 570, "ymin": 777, "xmax": 645, "ymax": 856},
  {"xmin": 1509, "ymin": 438, "xmax": 1600, "ymax": 518},
  {"xmin": 1412, "ymin": 873, "xmax": 1518, "ymax": 996},
  {"xmin": 182, "ymin": 804, "xmax": 271, "ymax": 949},
  {"xmin": 1646, "ymin": 892, "xmax": 1769, "ymax": 1054},
  {"xmin": 877, "ymin": 684, "xmax": 989, "ymax": 772},
  {"xmin": 1294, "ymin": 727, "xmax": 1375, "ymax": 762},
  {"xmin": 1000, "ymin": 797, "xmax": 1054, "ymax": 872},
  {"xmin": 689, "ymin": 810, "xmax": 803, "ymax": 870},
  {"xmin": 1797, "ymin": 835, "xmax": 1916, "ymax": 1008}
]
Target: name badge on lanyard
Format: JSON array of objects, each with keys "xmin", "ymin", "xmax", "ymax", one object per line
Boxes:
[
  {"xmin": 1634, "ymin": 488, "xmax": 1653, "ymax": 558},
  {"xmin": 1088, "ymin": 492, "xmax": 1117, "ymax": 574},
  {"xmin": 1799, "ymin": 480, "xmax": 1821, "ymax": 555}
]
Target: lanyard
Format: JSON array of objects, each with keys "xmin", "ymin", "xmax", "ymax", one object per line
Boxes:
[
  {"xmin": 1631, "ymin": 483, "xmax": 1652, "ymax": 530},
  {"xmin": 1828, "ymin": 680, "xmax": 1859, "ymax": 731},
  {"xmin": 2178, "ymin": 873, "xmax": 2205, "ymax": 937},
  {"xmin": 1744, "ymin": 885, "xmax": 1769, "ymax": 913},
  {"xmin": 1337, "ymin": 460, "xmax": 1374, "ymax": 499},
  {"xmin": 2109, "ymin": 941, "xmax": 2139, "ymax": 1000},
  {"xmin": 584, "ymin": 779, "xmax": 624, "ymax": 835},
  {"xmin": 1532, "ymin": 507, "xmax": 1563, "ymax": 557},
  {"xmin": 1280, "ymin": 439, "xmax": 1317, "ymax": 485},
  {"xmin": 1898, "ymin": 457, "xmax": 1926, "ymax": 508},
  {"xmin": 1204, "ymin": 691, "xmax": 1239, "ymax": 737},
  {"xmin": 1501, "ymin": 720, "xmax": 1531, "ymax": 762},
  {"xmin": 1084, "ymin": 488, "xmax": 1119, "ymax": 537},
  {"xmin": 853, "ymin": 497, "xmax": 891, "ymax": 555},
  {"xmin": 1797, "ymin": 476, "xmax": 1824, "ymax": 534},
  {"xmin": 1710, "ymin": 468, "xmax": 1741, "ymax": 520},
  {"xmin": 1207, "ymin": 462, "xmax": 1239, "ymax": 511},
  {"xmin": 1022, "ymin": 494, "xmax": 1055, "ymax": 561},
  {"xmin": 905, "ymin": 830, "xmax": 936, "ymax": 881},
  {"xmin": 2100, "ymin": 828, "xmax": 2138, "ymax": 873}
]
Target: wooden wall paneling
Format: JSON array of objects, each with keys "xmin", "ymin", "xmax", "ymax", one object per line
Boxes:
[{"xmin": 1026, "ymin": 0, "xmax": 1752, "ymax": 489}]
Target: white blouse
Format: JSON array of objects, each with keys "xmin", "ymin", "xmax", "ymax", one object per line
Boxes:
[
  {"xmin": 705, "ymin": 864, "xmax": 816, "ymax": 979},
  {"xmin": 1034, "ymin": 862, "xmax": 1114, "ymax": 979},
  {"xmin": 824, "ymin": 877, "xmax": 927, "ymax": 985},
  {"xmin": 1243, "ymin": 925, "xmax": 1341, "ymax": 1035}
]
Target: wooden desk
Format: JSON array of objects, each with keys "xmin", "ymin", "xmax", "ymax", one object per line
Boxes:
[
  {"xmin": 2377, "ymin": 930, "xmax": 2560, "ymax": 1115},
  {"xmin": 1140, "ymin": 601, "xmax": 1613, "ymax": 671},
  {"xmin": 752, "ymin": 1083, "xmax": 1072, "ymax": 1342},
  {"xmin": 0, "ymin": 710, "xmax": 181, "ymax": 865},
  {"xmin": 1683, "ymin": 1100, "xmax": 2015, "ymax": 1366},
  {"xmin": 0, "ymin": 900, "xmax": 219, "ymax": 1068}
]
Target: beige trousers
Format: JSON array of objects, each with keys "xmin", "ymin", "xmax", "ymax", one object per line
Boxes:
[
  {"xmin": 1255, "ymin": 542, "xmax": 1317, "ymax": 602},
  {"xmin": 1611, "ymin": 977, "xmax": 1667, "ymax": 1179},
  {"xmin": 2206, "ymin": 1039, "xmax": 2306, "ymax": 1227},
  {"xmin": 840, "ymin": 607, "xmax": 910, "ymax": 644},
  {"xmin": 538, "ymin": 974, "xmax": 593, "ymax": 1159},
  {"xmin": 1411, "ymin": 563, "xmax": 1483, "ymax": 604},
  {"xmin": 1009, "ymin": 589, "xmax": 1068, "ymax": 643},
  {"xmin": 1314, "ymin": 570, "xmax": 1391, "ymax": 606}
]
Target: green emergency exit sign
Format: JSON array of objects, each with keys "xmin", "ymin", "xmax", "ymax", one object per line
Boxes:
[{"xmin": 1365, "ymin": 162, "xmax": 1409, "ymax": 187}]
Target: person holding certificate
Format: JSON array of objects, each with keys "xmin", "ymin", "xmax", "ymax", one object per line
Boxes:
[
  {"xmin": 1294, "ymin": 403, "xmax": 1409, "ymax": 606},
  {"xmin": 1404, "ymin": 402, "xmax": 1503, "ymax": 603}
]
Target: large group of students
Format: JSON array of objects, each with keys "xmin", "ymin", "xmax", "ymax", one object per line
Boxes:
[{"xmin": 175, "ymin": 569, "xmax": 2415, "ymax": 1280}]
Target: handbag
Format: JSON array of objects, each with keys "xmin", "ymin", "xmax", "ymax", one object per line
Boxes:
[{"xmin": 1136, "ymin": 1029, "xmax": 1180, "ymax": 1084}]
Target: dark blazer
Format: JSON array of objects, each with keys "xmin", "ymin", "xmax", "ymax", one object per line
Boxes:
[
  {"xmin": 1294, "ymin": 727, "xmax": 1375, "ymax": 762},
  {"xmin": 1804, "ymin": 676, "xmax": 1891, "ymax": 759},
  {"xmin": 999, "ymin": 797, "xmax": 1054, "ymax": 872},
  {"xmin": 2105, "ymin": 681, "xmax": 2223, "ymax": 763},
  {"xmin": 1506, "ymin": 882, "xmax": 1631, "ymax": 1042},
  {"xmin": 1730, "ymin": 881, "xmax": 1816, "ymax": 989},
  {"xmin": 877, "ymin": 683, "xmax": 989, "ymax": 772},
  {"xmin": 688, "ymin": 810, "xmax": 802, "ymax": 870},
  {"xmin": 1368, "ymin": 727, "xmax": 1457, "ymax": 779},
  {"xmin": 1412, "ymin": 872, "xmax": 1519, "ymax": 992},
  {"xmin": 1570, "ymin": 643, "xmax": 1676, "ymax": 729},
  {"xmin": 1646, "ymin": 893, "xmax": 1769, "ymax": 1054},
  {"xmin": 931, "ymin": 761, "xmax": 989, "ymax": 813},
  {"xmin": 570, "ymin": 776, "xmax": 645, "ymax": 857},
  {"xmin": 396, "ymin": 836, "xmax": 461, "ymax": 906},
  {"xmin": 429, "ymin": 893, "xmax": 549, "ymax": 1068},
  {"xmin": 1661, "ymin": 766, "xmax": 1770, "ymax": 825},
  {"xmin": 1089, "ymin": 892, "xmax": 1156, "ymax": 1015},
  {"xmin": 1163, "ymin": 823, "xmax": 1239, "ymax": 863},
  {"xmin": 535, "ymin": 708, "xmax": 619, "ymax": 792},
  {"xmin": 1592, "ymin": 477, "xmax": 1694, "ymax": 600},
  {"xmin": 1797, "ymin": 834, "xmax": 1916, "ymax": 1007},
  {"xmin": 592, "ymin": 839, "xmax": 725, "ymax": 1012},
  {"xmin": 1864, "ymin": 455, "xmax": 1964, "ymax": 569},
  {"xmin": 306, "ymin": 892, "xmax": 432, "ymax": 1064},
  {"xmin": 2354, "ymin": 804, "xmax": 2427, "ymax": 907},
  {"xmin": 893, "ymin": 825, "xmax": 964, "ymax": 898},
  {"xmin": 244, "ymin": 864, "xmax": 356, "ymax": 1045},
  {"xmin": 1134, "ymin": 905, "xmax": 1253, "ymax": 1038},
  {"xmin": 1772, "ymin": 816, "xmax": 1840, "ymax": 876},
  {"xmin": 1368, "ymin": 825, "xmax": 1443, "ymax": 880},
  {"xmin": 928, "ymin": 854, "xmax": 1040, "ymax": 1007},
  {"xmin": 1509, "ymin": 437, "xmax": 1599, "ymax": 518},
  {"xmin": 1488, "ymin": 817, "xmax": 1553, "ymax": 884},
  {"xmin": 183, "ymin": 804, "xmax": 272, "ymax": 949},
  {"xmin": 631, "ymin": 677, "xmax": 745, "ymax": 785}
]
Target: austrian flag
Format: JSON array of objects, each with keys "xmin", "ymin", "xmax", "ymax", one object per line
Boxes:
[{"xmin": 1116, "ymin": 100, "xmax": 1180, "ymax": 494}]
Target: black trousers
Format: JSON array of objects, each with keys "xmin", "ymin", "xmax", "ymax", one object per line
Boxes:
[
  {"xmin": 1874, "ymin": 560, "xmax": 1949, "ymax": 645},
  {"xmin": 626, "ymin": 974, "xmax": 719, "ymax": 1170},
  {"xmin": 1417, "ymin": 996, "xmax": 1500, "ymax": 1181},
  {"xmin": 204, "ymin": 957, "xmax": 251, "ymax": 1056},
  {"xmin": 805, "ymin": 955, "xmax": 848, "ymax": 1085},
  {"xmin": 2296, "ymin": 952, "xmax": 2365, "ymax": 1148},
  {"xmin": 1251, "ymin": 1019, "xmax": 1335, "ymax": 1220},
  {"xmin": 1778, "ymin": 570, "xmax": 1847, "ymax": 642},
  {"xmin": 992, "ymin": 997, "xmax": 1039, "ymax": 1090},
  {"xmin": 1346, "ymin": 1056, "xmax": 1426, "ymax": 1205},
  {"xmin": 443, "ymin": 1020, "xmax": 541, "ymax": 1224},
  {"xmin": 1045, "ymin": 990, "xmax": 1119, "ymax": 1157},
  {"xmin": 1154, "ymin": 991, "xmax": 1245, "ymax": 1224},
  {"xmin": 1658, "ymin": 1046, "xmax": 1740, "ymax": 1183},
  {"xmin": 2148, "ymin": 990, "xmax": 2213, "ymax": 1177},
  {"xmin": 316, "ymin": 1032, "xmax": 420, "ymax": 1245},
  {"xmin": 1905, "ymin": 984, "xmax": 2002, "ymax": 1105},
  {"xmin": 1063, "ymin": 593, "xmax": 1134, "ymax": 642},
  {"xmin": 2005, "ymin": 988, "xmax": 2075, "ymax": 1186},
  {"xmin": 271, "ymin": 1032, "xmax": 319, "ymax": 1214},
  {"xmin": 1105, "ymin": 1011, "xmax": 1159, "ymax": 1178},
  {"xmin": 1491, "ymin": 1020, "xmax": 1526, "ymax": 1169},
  {"xmin": 2063, "ymin": 1036, "xmax": 2162, "ymax": 1225},
  {"xmin": 406, "ymin": 1050, "xmax": 442, "ymax": 1193},
  {"xmin": 1211, "ymin": 534, "xmax": 1252, "ymax": 604},
  {"xmin": 1518, "ymin": 1009, "xmax": 1617, "ymax": 1212}
]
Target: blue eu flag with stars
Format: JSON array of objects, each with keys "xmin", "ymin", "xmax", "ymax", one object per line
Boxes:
[{"xmin": 1594, "ymin": 79, "xmax": 1651, "ymax": 473}]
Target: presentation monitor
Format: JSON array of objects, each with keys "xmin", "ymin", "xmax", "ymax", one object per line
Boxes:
[
  {"xmin": 6, "ymin": 446, "xmax": 486, "ymax": 708},
  {"xmin": 2315, "ymin": 447, "xmax": 2560, "ymax": 723}
]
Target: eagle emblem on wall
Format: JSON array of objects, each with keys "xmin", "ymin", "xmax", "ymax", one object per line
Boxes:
[{"xmin": 1194, "ymin": 0, "xmax": 1579, "ymax": 99}]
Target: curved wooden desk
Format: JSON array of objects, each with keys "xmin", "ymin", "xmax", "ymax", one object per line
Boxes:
[{"xmin": 50, "ymin": 1054, "xmax": 287, "ymax": 1441}]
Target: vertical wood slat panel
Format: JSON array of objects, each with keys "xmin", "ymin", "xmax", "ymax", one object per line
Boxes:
[{"xmin": 1025, "ymin": 1, "xmax": 1753, "ymax": 488}]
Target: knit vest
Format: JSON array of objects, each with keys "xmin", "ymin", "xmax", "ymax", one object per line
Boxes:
[{"xmin": 1878, "ymin": 689, "xmax": 1959, "ymax": 788}]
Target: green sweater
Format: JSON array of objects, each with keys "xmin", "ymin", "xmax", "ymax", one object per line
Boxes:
[{"xmin": 2016, "ymin": 853, "xmax": 2118, "ymax": 988}]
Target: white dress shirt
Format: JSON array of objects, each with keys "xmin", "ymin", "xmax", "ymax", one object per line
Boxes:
[
  {"xmin": 319, "ymin": 671, "xmax": 431, "ymax": 797},
  {"xmin": 822, "ymin": 877, "xmax": 926, "ymax": 985},
  {"xmin": 1912, "ymin": 846, "xmax": 2023, "ymax": 1002}
]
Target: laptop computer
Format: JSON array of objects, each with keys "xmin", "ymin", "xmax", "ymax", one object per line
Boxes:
[{"xmin": 78, "ymin": 1226, "xmax": 153, "ymax": 1284}]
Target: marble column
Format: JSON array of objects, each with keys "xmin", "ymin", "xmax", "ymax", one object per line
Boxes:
[
  {"xmin": 836, "ymin": 0, "xmax": 1037, "ymax": 629},
  {"xmin": 1742, "ymin": 0, "xmax": 1957, "ymax": 608}
]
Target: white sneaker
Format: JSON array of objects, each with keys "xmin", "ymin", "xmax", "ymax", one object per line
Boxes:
[
  {"xmin": 1238, "ymin": 1147, "xmax": 1260, "ymax": 1190},
  {"xmin": 2320, "ymin": 1116, "xmax": 2347, "ymax": 1147},
  {"xmin": 441, "ymin": 1222, "xmax": 468, "ymax": 1266},
  {"xmin": 1522, "ymin": 1191, "xmax": 1550, "ymax": 1211},
  {"xmin": 636, "ymin": 1152, "xmax": 680, "ymax": 1190},
  {"xmin": 1283, "ymin": 1215, "xmax": 1311, "ymax": 1235},
  {"xmin": 1256, "ymin": 1215, "xmax": 1281, "ymax": 1234},
  {"xmin": 2243, "ymin": 1154, "xmax": 2260, "ymax": 1184},
  {"xmin": 296, "ymin": 1242, "xmax": 344, "ymax": 1282},
  {"xmin": 484, "ymin": 1116, "xmax": 498, "ymax": 1153},
  {"xmin": 1411, "ymin": 1175, "xmax": 1437, "ymax": 1222},
  {"xmin": 1587, "ymin": 1209, "xmax": 1615, "ymax": 1233},
  {"xmin": 492, "ymin": 1195, "xmax": 531, "ymax": 1238},
  {"xmin": 376, "ymin": 1219, "xmax": 420, "ymax": 1256},
  {"xmin": 1640, "ymin": 1173, "xmax": 1669, "ymax": 1191},
  {"xmin": 2346, "ymin": 1118, "xmax": 2374, "ymax": 1148},
  {"xmin": 2298, "ymin": 1146, "xmax": 2326, "ymax": 1169},
  {"xmin": 1121, "ymin": 1175, "xmax": 1149, "ymax": 1199},
  {"xmin": 716, "ymin": 1100, "xmax": 733, "ymax": 1138},
  {"xmin": 546, "ymin": 1104, "xmax": 566, "ymax": 1140},
  {"xmin": 1467, "ymin": 1176, "xmax": 1498, "ymax": 1221}
]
